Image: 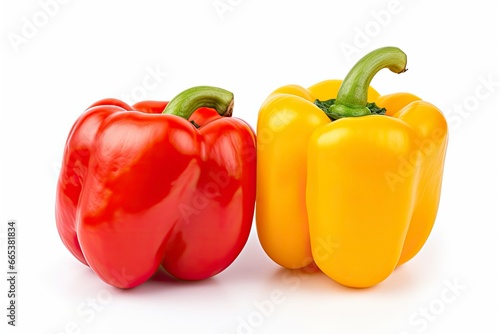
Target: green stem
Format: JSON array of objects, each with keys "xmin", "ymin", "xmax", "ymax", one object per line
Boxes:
[
  {"xmin": 162, "ymin": 86, "xmax": 234, "ymax": 119},
  {"xmin": 329, "ymin": 46, "xmax": 407, "ymax": 118}
]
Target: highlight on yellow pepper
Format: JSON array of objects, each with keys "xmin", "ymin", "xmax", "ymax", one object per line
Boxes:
[{"xmin": 256, "ymin": 47, "xmax": 448, "ymax": 288}]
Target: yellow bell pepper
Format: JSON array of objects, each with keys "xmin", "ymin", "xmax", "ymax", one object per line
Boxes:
[{"xmin": 256, "ymin": 47, "xmax": 448, "ymax": 288}]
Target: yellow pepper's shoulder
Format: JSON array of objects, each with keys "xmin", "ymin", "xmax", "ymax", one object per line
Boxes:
[{"xmin": 308, "ymin": 79, "xmax": 380, "ymax": 102}]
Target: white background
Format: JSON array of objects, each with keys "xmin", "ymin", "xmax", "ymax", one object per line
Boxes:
[{"xmin": 1, "ymin": 0, "xmax": 499, "ymax": 333}]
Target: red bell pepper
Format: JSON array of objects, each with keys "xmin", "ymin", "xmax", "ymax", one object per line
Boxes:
[{"xmin": 55, "ymin": 86, "xmax": 256, "ymax": 289}]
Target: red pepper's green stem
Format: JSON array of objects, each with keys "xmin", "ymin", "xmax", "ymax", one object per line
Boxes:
[
  {"xmin": 162, "ymin": 86, "xmax": 234, "ymax": 118},
  {"xmin": 329, "ymin": 47, "xmax": 407, "ymax": 118}
]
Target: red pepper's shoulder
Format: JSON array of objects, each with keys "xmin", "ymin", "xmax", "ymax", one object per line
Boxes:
[
  {"xmin": 87, "ymin": 98, "xmax": 134, "ymax": 111},
  {"xmin": 132, "ymin": 100, "xmax": 169, "ymax": 114}
]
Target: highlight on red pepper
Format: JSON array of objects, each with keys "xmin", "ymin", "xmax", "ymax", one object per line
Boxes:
[{"xmin": 55, "ymin": 86, "xmax": 256, "ymax": 289}]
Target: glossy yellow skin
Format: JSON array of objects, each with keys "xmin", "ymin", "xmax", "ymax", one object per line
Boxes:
[
  {"xmin": 256, "ymin": 80, "xmax": 379, "ymax": 269},
  {"xmin": 256, "ymin": 80, "xmax": 448, "ymax": 287}
]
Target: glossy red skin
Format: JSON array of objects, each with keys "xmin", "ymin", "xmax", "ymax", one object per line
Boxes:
[{"xmin": 56, "ymin": 99, "xmax": 256, "ymax": 288}]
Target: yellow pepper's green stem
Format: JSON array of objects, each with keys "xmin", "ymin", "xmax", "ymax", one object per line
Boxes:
[
  {"xmin": 329, "ymin": 47, "xmax": 407, "ymax": 118},
  {"xmin": 162, "ymin": 86, "xmax": 234, "ymax": 119}
]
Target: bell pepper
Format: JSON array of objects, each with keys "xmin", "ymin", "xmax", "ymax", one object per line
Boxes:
[
  {"xmin": 256, "ymin": 47, "xmax": 448, "ymax": 288},
  {"xmin": 56, "ymin": 86, "xmax": 256, "ymax": 289}
]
